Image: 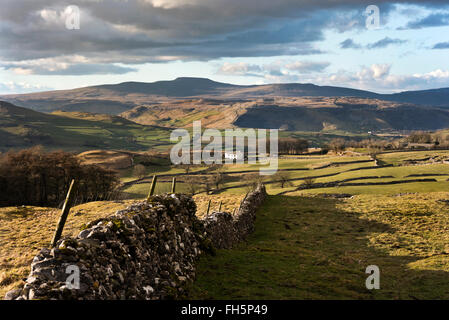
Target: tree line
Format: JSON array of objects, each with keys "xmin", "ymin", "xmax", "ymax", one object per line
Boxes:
[
  {"xmin": 0, "ymin": 147, "xmax": 119, "ymax": 207},
  {"xmin": 278, "ymin": 138, "xmax": 309, "ymax": 155},
  {"xmin": 326, "ymin": 130, "xmax": 449, "ymax": 154}
]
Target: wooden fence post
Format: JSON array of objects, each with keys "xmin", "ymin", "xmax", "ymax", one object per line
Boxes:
[
  {"xmin": 206, "ymin": 199, "xmax": 211, "ymax": 216},
  {"xmin": 146, "ymin": 175, "xmax": 158, "ymax": 201},
  {"xmin": 237, "ymin": 191, "xmax": 249, "ymax": 214},
  {"xmin": 171, "ymin": 177, "xmax": 176, "ymax": 193},
  {"xmin": 51, "ymin": 179, "xmax": 76, "ymax": 247}
]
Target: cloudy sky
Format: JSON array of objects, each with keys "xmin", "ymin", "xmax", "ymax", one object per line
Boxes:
[{"xmin": 1, "ymin": 0, "xmax": 449, "ymax": 94}]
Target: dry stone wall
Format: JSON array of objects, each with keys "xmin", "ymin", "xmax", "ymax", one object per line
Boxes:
[
  {"xmin": 203, "ymin": 185, "xmax": 267, "ymax": 249},
  {"xmin": 5, "ymin": 185, "xmax": 267, "ymax": 300}
]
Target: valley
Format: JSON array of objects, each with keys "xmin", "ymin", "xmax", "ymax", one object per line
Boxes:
[
  {"xmin": 2, "ymin": 77, "xmax": 449, "ymax": 300},
  {"xmin": 2, "ymin": 78, "xmax": 449, "ymax": 153},
  {"xmin": 0, "ymin": 101, "xmax": 172, "ymax": 152}
]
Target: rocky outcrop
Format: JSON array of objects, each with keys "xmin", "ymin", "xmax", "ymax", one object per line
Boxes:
[{"xmin": 5, "ymin": 185, "xmax": 267, "ymax": 300}]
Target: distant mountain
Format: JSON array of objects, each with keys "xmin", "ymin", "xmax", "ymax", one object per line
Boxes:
[
  {"xmin": 2, "ymin": 78, "xmax": 449, "ymax": 141},
  {"xmin": 120, "ymin": 96, "xmax": 449, "ymax": 132},
  {"xmin": 0, "ymin": 77, "xmax": 242, "ymax": 114},
  {"xmin": 3, "ymin": 95, "xmax": 449, "ymax": 153},
  {"xmin": 95, "ymin": 77, "xmax": 238, "ymax": 96},
  {"xmin": 233, "ymin": 98, "xmax": 449, "ymax": 132},
  {"xmin": 2, "ymin": 77, "xmax": 449, "ymax": 115},
  {"xmin": 388, "ymin": 87, "xmax": 449, "ymax": 108},
  {"xmin": 222, "ymin": 83, "xmax": 381, "ymax": 100},
  {"xmin": 0, "ymin": 101, "xmax": 170, "ymax": 152}
]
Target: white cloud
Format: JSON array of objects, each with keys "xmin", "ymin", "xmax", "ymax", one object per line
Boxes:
[
  {"xmin": 147, "ymin": 0, "xmax": 201, "ymax": 9},
  {"xmin": 217, "ymin": 60, "xmax": 330, "ymax": 82},
  {"xmin": 217, "ymin": 61, "xmax": 449, "ymax": 92},
  {"xmin": 0, "ymin": 81, "xmax": 51, "ymax": 94},
  {"xmin": 318, "ymin": 64, "xmax": 449, "ymax": 92},
  {"xmin": 0, "ymin": 55, "xmax": 136, "ymax": 75},
  {"xmin": 3, "ymin": 55, "xmax": 85, "ymax": 73},
  {"xmin": 218, "ymin": 62, "xmax": 262, "ymax": 76},
  {"xmin": 356, "ymin": 64, "xmax": 391, "ymax": 80},
  {"xmin": 284, "ymin": 61, "xmax": 330, "ymax": 73}
]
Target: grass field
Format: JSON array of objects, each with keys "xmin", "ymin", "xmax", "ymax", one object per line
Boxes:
[
  {"xmin": 2, "ymin": 149, "xmax": 449, "ymax": 299},
  {"xmin": 377, "ymin": 150, "xmax": 449, "ymax": 166},
  {"xmin": 0, "ymin": 104, "xmax": 173, "ymax": 152},
  {"xmin": 119, "ymin": 150, "xmax": 449, "ymax": 198},
  {"xmin": 0, "ymin": 201, "xmax": 134, "ymax": 297},
  {"xmin": 183, "ymin": 150, "xmax": 449, "ymax": 299},
  {"xmin": 188, "ymin": 193, "xmax": 449, "ymax": 299}
]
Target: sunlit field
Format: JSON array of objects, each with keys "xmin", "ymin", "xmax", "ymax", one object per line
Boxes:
[{"xmin": 2, "ymin": 149, "xmax": 449, "ymax": 299}]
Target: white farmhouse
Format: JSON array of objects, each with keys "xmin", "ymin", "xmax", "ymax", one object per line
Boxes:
[{"xmin": 224, "ymin": 151, "xmax": 244, "ymax": 160}]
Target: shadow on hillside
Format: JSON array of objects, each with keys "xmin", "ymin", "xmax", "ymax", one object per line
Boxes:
[{"xmin": 187, "ymin": 195, "xmax": 449, "ymax": 300}]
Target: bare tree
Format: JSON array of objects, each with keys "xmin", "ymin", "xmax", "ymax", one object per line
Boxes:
[
  {"xmin": 245, "ymin": 173, "xmax": 263, "ymax": 192},
  {"xmin": 184, "ymin": 176, "xmax": 199, "ymax": 195},
  {"xmin": 211, "ymin": 168, "xmax": 226, "ymax": 190},
  {"xmin": 278, "ymin": 138, "xmax": 309, "ymax": 155},
  {"xmin": 203, "ymin": 178, "xmax": 213, "ymax": 195},
  {"xmin": 133, "ymin": 164, "xmax": 146, "ymax": 179},
  {"xmin": 273, "ymin": 171, "xmax": 293, "ymax": 188},
  {"xmin": 302, "ymin": 177, "xmax": 316, "ymax": 189},
  {"xmin": 182, "ymin": 164, "xmax": 192, "ymax": 174},
  {"xmin": 328, "ymin": 138, "xmax": 346, "ymax": 153},
  {"xmin": 408, "ymin": 131, "xmax": 432, "ymax": 143},
  {"xmin": 0, "ymin": 148, "xmax": 118, "ymax": 207}
]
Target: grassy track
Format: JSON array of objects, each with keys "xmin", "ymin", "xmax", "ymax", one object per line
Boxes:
[{"xmin": 187, "ymin": 194, "xmax": 449, "ymax": 299}]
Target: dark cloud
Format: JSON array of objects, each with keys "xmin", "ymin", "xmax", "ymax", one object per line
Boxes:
[
  {"xmin": 0, "ymin": 0, "xmax": 446, "ymax": 75},
  {"xmin": 432, "ymin": 41, "xmax": 449, "ymax": 49},
  {"xmin": 11, "ymin": 63, "xmax": 136, "ymax": 75},
  {"xmin": 340, "ymin": 39, "xmax": 362, "ymax": 49},
  {"xmin": 366, "ymin": 37, "xmax": 407, "ymax": 49},
  {"xmin": 400, "ymin": 12, "xmax": 449, "ymax": 29},
  {"xmin": 340, "ymin": 37, "xmax": 407, "ymax": 50}
]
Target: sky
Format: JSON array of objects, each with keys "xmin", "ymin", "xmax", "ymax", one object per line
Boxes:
[{"xmin": 0, "ymin": 0, "xmax": 449, "ymax": 94}]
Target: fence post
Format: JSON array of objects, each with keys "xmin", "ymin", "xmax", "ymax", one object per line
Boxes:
[
  {"xmin": 206, "ymin": 199, "xmax": 211, "ymax": 216},
  {"xmin": 51, "ymin": 179, "xmax": 76, "ymax": 247},
  {"xmin": 218, "ymin": 200, "xmax": 222, "ymax": 212},
  {"xmin": 171, "ymin": 177, "xmax": 176, "ymax": 193},
  {"xmin": 237, "ymin": 191, "xmax": 249, "ymax": 214},
  {"xmin": 146, "ymin": 175, "xmax": 158, "ymax": 201}
]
